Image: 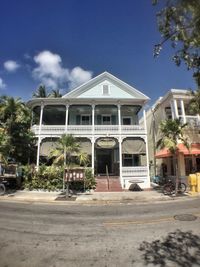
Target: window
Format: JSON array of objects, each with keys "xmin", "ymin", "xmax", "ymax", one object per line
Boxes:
[
  {"xmin": 102, "ymin": 84, "xmax": 109, "ymax": 95},
  {"xmin": 81, "ymin": 115, "xmax": 90, "ymax": 125},
  {"xmin": 102, "ymin": 115, "xmax": 111, "ymax": 125},
  {"xmin": 122, "ymin": 117, "xmax": 132, "ymax": 125},
  {"xmin": 123, "ymin": 154, "xmax": 140, "ymax": 166}
]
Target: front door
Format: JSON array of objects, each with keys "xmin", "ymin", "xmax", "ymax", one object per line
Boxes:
[{"xmin": 96, "ymin": 149, "xmax": 112, "ymax": 175}]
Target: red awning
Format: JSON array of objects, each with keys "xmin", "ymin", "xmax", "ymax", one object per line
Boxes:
[{"xmin": 155, "ymin": 143, "xmax": 200, "ymax": 158}]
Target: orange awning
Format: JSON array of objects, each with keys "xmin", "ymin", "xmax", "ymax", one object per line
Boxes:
[{"xmin": 155, "ymin": 143, "xmax": 200, "ymax": 158}]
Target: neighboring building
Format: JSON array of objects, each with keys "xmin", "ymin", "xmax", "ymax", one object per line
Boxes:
[
  {"xmin": 28, "ymin": 72, "xmax": 151, "ymax": 190},
  {"xmin": 146, "ymin": 89, "xmax": 200, "ymax": 181}
]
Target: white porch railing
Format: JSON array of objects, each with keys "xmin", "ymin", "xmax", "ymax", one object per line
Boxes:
[
  {"xmin": 32, "ymin": 125, "xmax": 66, "ymax": 135},
  {"xmin": 179, "ymin": 115, "xmax": 200, "ymax": 127},
  {"xmin": 122, "ymin": 166, "xmax": 148, "ymax": 178},
  {"xmin": 31, "ymin": 124, "xmax": 146, "ymax": 136}
]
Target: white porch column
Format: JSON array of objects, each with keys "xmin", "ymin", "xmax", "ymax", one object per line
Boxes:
[
  {"xmin": 143, "ymin": 109, "xmax": 150, "ymax": 188},
  {"xmin": 180, "ymin": 100, "xmax": 186, "ymax": 123},
  {"xmin": 119, "ymin": 137, "xmax": 123, "ymax": 187},
  {"xmin": 36, "ymin": 137, "xmax": 41, "ymax": 168},
  {"xmin": 118, "ymin": 103, "xmax": 121, "ymax": 131},
  {"xmin": 173, "ymin": 99, "xmax": 179, "ymax": 119},
  {"xmin": 92, "ymin": 104, "xmax": 95, "ymax": 134},
  {"xmin": 91, "ymin": 137, "xmax": 95, "ymax": 174},
  {"xmin": 36, "ymin": 103, "xmax": 44, "ymax": 168},
  {"xmin": 65, "ymin": 104, "xmax": 69, "ymax": 133},
  {"xmin": 170, "ymin": 101, "xmax": 174, "ymax": 119},
  {"xmin": 39, "ymin": 103, "xmax": 44, "ymax": 132}
]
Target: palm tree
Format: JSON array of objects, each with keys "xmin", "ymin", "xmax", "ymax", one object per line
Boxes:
[
  {"xmin": 157, "ymin": 119, "xmax": 189, "ymax": 195},
  {"xmin": 32, "ymin": 85, "xmax": 48, "ymax": 98},
  {"xmin": 49, "ymin": 89, "xmax": 62, "ymax": 98},
  {"xmin": 50, "ymin": 134, "xmax": 80, "ymax": 195},
  {"xmin": 0, "ymin": 96, "xmax": 29, "ymax": 133}
]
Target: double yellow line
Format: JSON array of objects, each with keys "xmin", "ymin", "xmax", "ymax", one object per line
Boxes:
[{"xmin": 103, "ymin": 213, "xmax": 200, "ymax": 227}]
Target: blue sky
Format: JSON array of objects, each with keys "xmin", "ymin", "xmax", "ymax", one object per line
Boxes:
[{"xmin": 0, "ymin": 0, "xmax": 196, "ymax": 105}]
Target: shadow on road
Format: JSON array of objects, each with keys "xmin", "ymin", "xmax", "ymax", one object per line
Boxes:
[{"xmin": 139, "ymin": 229, "xmax": 200, "ymax": 267}]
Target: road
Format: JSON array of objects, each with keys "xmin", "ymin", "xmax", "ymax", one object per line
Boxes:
[{"xmin": 0, "ymin": 199, "xmax": 200, "ymax": 267}]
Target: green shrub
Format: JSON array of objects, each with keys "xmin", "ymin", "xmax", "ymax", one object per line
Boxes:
[
  {"xmin": 23, "ymin": 164, "xmax": 63, "ymax": 191},
  {"xmin": 84, "ymin": 168, "xmax": 96, "ymax": 190},
  {"xmin": 23, "ymin": 165, "xmax": 96, "ymax": 192}
]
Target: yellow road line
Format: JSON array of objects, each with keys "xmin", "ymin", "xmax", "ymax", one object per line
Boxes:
[
  {"xmin": 103, "ymin": 217, "xmax": 174, "ymax": 227},
  {"xmin": 103, "ymin": 213, "xmax": 200, "ymax": 227}
]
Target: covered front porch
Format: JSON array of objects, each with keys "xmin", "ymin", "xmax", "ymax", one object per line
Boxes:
[{"xmin": 37, "ymin": 136, "xmax": 150, "ymax": 190}]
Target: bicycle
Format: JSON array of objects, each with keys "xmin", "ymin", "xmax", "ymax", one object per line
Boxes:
[{"xmin": 162, "ymin": 179, "xmax": 187, "ymax": 195}]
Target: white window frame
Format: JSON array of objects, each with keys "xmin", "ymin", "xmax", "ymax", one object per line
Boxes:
[
  {"xmin": 102, "ymin": 114, "xmax": 111, "ymax": 125},
  {"xmin": 81, "ymin": 114, "xmax": 91, "ymax": 125},
  {"xmin": 102, "ymin": 84, "xmax": 110, "ymax": 96},
  {"xmin": 122, "ymin": 116, "xmax": 132, "ymax": 125}
]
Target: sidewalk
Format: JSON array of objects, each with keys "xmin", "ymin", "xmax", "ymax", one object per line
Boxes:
[{"xmin": 0, "ymin": 189, "xmax": 199, "ymax": 204}]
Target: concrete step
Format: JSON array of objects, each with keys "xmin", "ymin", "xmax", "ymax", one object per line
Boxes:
[{"xmin": 95, "ymin": 177, "xmax": 123, "ymax": 192}]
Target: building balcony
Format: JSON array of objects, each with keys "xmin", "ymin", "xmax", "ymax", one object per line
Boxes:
[
  {"xmin": 31, "ymin": 124, "xmax": 146, "ymax": 136},
  {"xmin": 179, "ymin": 115, "xmax": 200, "ymax": 127}
]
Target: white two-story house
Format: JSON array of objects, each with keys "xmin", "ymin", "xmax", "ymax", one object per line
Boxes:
[
  {"xmin": 146, "ymin": 89, "xmax": 200, "ymax": 181},
  {"xmin": 28, "ymin": 72, "xmax": 150, "ymax": 190}
]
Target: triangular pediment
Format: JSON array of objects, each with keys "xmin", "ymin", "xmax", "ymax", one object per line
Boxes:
[{"xmin": 62, "ymin": 72, "xmax": 149, "ymax": 101}]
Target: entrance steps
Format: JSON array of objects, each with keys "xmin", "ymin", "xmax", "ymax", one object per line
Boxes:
[{"xmin": 95, "ymin": 176, "xmax": 123, "ymax": 192}]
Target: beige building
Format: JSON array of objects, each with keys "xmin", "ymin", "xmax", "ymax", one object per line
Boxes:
[{"xmin": 145, "ymin": 89, "xmax": 200, "ymax": 181}]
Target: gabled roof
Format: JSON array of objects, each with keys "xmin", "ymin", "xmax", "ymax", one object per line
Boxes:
[{"xmin": 62, "ymin": 71, "xmax": 149, "ymax": 101}]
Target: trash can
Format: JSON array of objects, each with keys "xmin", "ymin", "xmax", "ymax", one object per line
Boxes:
[
  {"xmin": 188, "ymin": 174, "xmax": 197, "ymax": 193},
  {"xmin": 196, "ymin": 173, "xmax": 200, "ymax": 193}
]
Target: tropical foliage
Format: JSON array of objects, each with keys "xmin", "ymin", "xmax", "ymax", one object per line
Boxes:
[
  {"xmin": 23, "ymin": 164, "xmax": 63, "ymax": 191},
  {"xmin": 153, "ymin": 0, "xmax": 200, "ymax": 87},
  {"xmin": 33, "ymin": 85, "xmax": 62, "ymax": 98},
  {"xmin": 0, "ymin": 96, "xmax": 36, "ymax": 164},
  {"xmin": 157, "ymin": 119, "xmax": 189, "ymax": 194},
  {"xmin": 188, "ymin": 89, "xmax": 200, "ymax": 115},
  {"xmin": 32, "ymin": 85, "xmax": 48, "ymax": 98}
]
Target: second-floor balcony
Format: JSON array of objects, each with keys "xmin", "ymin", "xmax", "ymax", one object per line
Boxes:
[
  {"xmin": 31, "ymin": 124, "xmax": 146, "ymax": 136},
  {"xmin": 31, "ymin": 104, "xmax": 146, "ymax": 136},
  {"xmin": 179, "ymin": 115, "xmax": 200, "ymax": 127}
]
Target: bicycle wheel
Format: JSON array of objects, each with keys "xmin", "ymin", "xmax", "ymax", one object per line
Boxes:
[
  {"xmin": 0, "ymin": 184, "xmax": 5, "ymax": 195},
  {"xmin": 178, "ymin": 183, "xmax": 186, "ymax": 194},
  {"xmin": 163, "ymin": 184, "xmax": 172, "ymax": 195}
]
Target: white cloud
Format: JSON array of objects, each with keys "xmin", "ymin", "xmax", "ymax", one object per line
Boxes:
[
  {"xmin": 68, "ymin": 67, "xmax": 93, "ymax": 89},
  {"xmin": 4, "ymin": 60, "xmax": 20, "ymax": 72},
  {"xmin": 0, "ymin": 77, "xmax": 6, "ymax": 89},
  {"xmin": 32, "ymin": 50, "xmax": 92, "ymax": 90}
]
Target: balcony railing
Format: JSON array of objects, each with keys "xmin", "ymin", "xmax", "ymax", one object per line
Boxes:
[
  {"xmin": 31, "ymin": 124, "xmax": 146, "ymax": 136},
  {"xmin": 179, "ymin": 115, "xmax": 200, "ymax": 127},
  {"xmin": 122, "ymin": 166, "xmax": 148, "ymax": 179}
]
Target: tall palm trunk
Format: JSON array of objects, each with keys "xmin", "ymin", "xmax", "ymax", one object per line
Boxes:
[{"xmin": 174, "ymin": 153, "xmax": 179, "ymax": 195}]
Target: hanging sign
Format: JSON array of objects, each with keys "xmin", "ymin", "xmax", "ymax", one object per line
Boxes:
[{"xmin": 96, "ymin": 138, "xmax": 116, "ymax": 149}]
